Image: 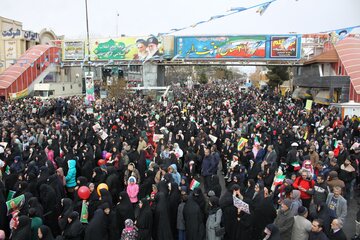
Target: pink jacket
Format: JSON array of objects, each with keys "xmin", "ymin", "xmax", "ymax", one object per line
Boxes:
[{"xmin": 127, "ymin": 184, "xmax": 139, "ymax": 203}]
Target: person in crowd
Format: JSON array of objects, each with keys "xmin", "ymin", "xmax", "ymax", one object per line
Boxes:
[
  {"xmin": 263, "ymin": 223, "xmax": 281, "ymax": 240},
  {"xmin": 120, "ymin": 219, "xmax": 138, "ymax": 240},
  {"xmin": 291, "ymin": 206, "xmax": 312, "ymax": 240},
  {"xmin": 293, "ymin": 169, "xmax": 315, "ymax": 209},
  {"xmin": 206, "ymin": 196, "xmax": 223, "ymax": 240},
  {"xmin": 326, "ymin": 186, "xmax": 347, "ymax": 222},
  {"xmin": 274, "ymin": 199, "xmax": 294, "ymax": 240},
  {"xmin": 328, "ymin": 218, "xmax": 347, "ymax": 240},
  {"xmin": 309, "ymin": 219, "xmax": 329, "ymax": 240}
]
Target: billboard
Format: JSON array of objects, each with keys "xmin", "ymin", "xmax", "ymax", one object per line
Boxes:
[
  {"xmin": 90, "ymin": 36, "xmax": 165, "ymax": 61},
  {"xmin": 175, "ymin": 36, "xmax": 266, "ymax": 59},
  {"xmin": 63, "ymin": 41, "xmax": 85, "ymax": 60},
  {"xmin": 270, "ymin": 36, "xmax": 298, "ymax": 58},
  {"xmin": 175, "ymin": 35, "xmax": 301, "ymax": 60}
]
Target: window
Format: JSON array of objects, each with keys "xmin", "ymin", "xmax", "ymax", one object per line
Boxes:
[
  {"xmin": 63, "ymin": 86, "xmax": 65, "ymax": 91},
  {"xmin": 338, "ymin": 65, "xmax": 342, "ymax": 75},
  {"xmin": 70, "ymin": 85, "xmax": 73, "ymax": 89}
]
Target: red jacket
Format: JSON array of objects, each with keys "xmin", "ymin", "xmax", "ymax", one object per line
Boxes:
[{"xmin": 293, "ymin": 176, "xmax": 315, "ymax": 200}]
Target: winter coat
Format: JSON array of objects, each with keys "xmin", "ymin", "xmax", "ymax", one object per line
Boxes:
[
  {"xmin": 153, "ymin": 192, "xmax": 173, "ymax": 240},
  {"xmin": 274, "ymin": 209, "xmax": 294, "ymax": 240},
  {"xmin": 339, "ymin": 164, "xmax": 356, "ymax": 183},
  {"xmin": 12, "ymin": 215, "xmax": 31, "ymax": 240},
  {"xmin": 308, "ymin": 231, "xmax": 329, "ymax": 240},
  {"xmin": 169, "ymin": 164, "xmax": 181, "ymax": 185},
  {"xmin": 201, "ymin": 155, "xmax": 214, "ymax": 177},
  {"xmin": 291, "ymin": 215, "xmax": 312, "ymax": 240},
  {"xmin": 126, "ymin": 183, "xmax": 139, "ymax": 203},
  {"xmin": 328, "ymin": 228, "xmax": 347, "ymax": 240},
  {"xmin": 65, "ymin": 160, "xmax": 77, "ymax": 188},
  {"xmin": 120, "ymin": 219, "xmax": 138, "ymax": 240},
  {"xmin": 183, "ymin": 196, "xmax": 205, "ymax": 240},
  {"xmin": 136, "ymin": 199, "xmax": 153, "ymax": 240},
  {"xmin": 326, "ymin": 193, "xmax": 347, "ymax": 222},
  {"xmin": 84, "ymin": 209, "xmax": 108, "ymax": 240},
  {"xmin": 177, "ymin": 202, "xmax": 186, "ymax": 230},
  {"xmin": 313, "ymin": 182, "xmax": 329, "ymax": 205},
  {"xmin": 293, "ymin": 176, "xmax": 315, "ymax": 200},
  {"xmin": 206, "ymin": 208, "xmax": 222, "ymax": 240}
]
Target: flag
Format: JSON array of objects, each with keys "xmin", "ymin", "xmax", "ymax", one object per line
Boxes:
[
  {"xmin": 237, "ymin": 138, "xmax": 248, "ymax": 151},
  {"xmin": 6, "ymin": 194, "xmax": 25, "ymax": 215},
  {"xmin": 291, "ymin": 162, "xmax": 301, "ymax": 171},
  {"xmin": 80, "ymin": 201, "xmax": 88, "ymax": 223},
  {"xmin": 303, "ymin": 131, "xmax": 308, "ymax": 140},
  {"xmin": 273, "ymin": 175, "xmax": 286, "ymax": 186},
  {"xmin": 256, "ymin": 2, "xmax": 272, "ymax": 16},
  {"xmin": 334, "ymin": 140, "xmax": 338, "ymax": 148},
  {"xmin": 7, "ymin": 190, "xmax": 16, "ymax": 201},
  {"xmin": 190, "ymin": 179, "xmax": 201, "ymax": 190},
  {"xmin": 209, "ymin": 134, "xmax": 218, "ymax": 143},
  {"xmin": 5, "ymin": 166, "xmax": 10, "ymax": 175},
  {"xmin": 254, "ymin": 136, "xmax": 260, "ymax": 145}
]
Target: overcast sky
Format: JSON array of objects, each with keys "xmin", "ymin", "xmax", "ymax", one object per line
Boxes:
[{"xmin": 1, "ymin": 0, "xmax": 359, "ymax": 38}]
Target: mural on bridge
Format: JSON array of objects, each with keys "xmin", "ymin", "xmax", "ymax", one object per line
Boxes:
[
  {"xmin": 90, "ymin": 36, "xmax": 164, "ymax": 61},
  {"xmin": 270, "ymin": 36, "xmax": 298, "ymax": 58},
  {"xmin": 175, "ymin": 35, "xmax": 301, "ymax": 59},
  {"xmin": 175, "ymin": 36, "xmax": 266, "ymax": 59}
]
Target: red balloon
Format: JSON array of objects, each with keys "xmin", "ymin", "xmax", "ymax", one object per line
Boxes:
[
  {"xmin": 78, "ymin": 186, "xmax": 91, "ymax": 200},
  {"xmin": 105, "ymin": 152, "xmax": 112, "ymax": 160},
  {"xmin": 98, "ymin": 159, "xmax": 106, "ymax": 166}
]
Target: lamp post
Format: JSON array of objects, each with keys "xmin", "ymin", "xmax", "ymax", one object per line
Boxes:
[{"xmin": 85, "ymin": 0, "xmax": 91, "ymax": 72}]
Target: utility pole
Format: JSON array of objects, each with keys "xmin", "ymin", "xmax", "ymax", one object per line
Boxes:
[{"xmin": 85, "ymin": 0, "xmax": 91, "ymax": 71}]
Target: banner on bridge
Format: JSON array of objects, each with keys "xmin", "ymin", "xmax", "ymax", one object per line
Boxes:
[
  {"xmin": 175, "ymin": 35, "xmax": 301, "ymax": 60},
  {"xmin": 89, "ymin": 35, "xmax": 174, "ymax": 61}
]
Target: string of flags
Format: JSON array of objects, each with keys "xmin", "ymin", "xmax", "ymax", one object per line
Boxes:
[{"xmin": 161, "ymin": 0, "xmax": 277, "ymax": 36}]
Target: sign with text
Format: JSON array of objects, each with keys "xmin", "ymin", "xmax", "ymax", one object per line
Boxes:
[
  {"xmin": 270, "ymin": 36, "xmax": 298, "ymax": 58},
  {"xmin": 63, "ymin": 41, "xmax": 85, "ymax": 60}
]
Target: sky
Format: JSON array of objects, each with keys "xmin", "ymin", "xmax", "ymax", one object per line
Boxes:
[{"xmin": 1, "ymin": 0, "xmax": 360, "ymax": 39}]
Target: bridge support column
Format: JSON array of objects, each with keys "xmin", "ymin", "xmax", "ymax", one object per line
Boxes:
[{"xmin": 142, "ymin": 63, "xmax": 165, "ymax": 87}]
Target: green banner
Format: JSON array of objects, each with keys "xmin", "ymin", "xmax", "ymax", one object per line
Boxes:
[
  {"xmin": 80, "ymin": 201, "xmax": 88, "ymax": 223},
  {"xmin": 6, "ymin": 194, "xmax": 25, "ymax": 215}
]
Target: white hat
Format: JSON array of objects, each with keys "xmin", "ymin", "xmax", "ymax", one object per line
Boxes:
[{"xmin": 291, "ymin": 142, "xmax": 299, "ymax": 147}]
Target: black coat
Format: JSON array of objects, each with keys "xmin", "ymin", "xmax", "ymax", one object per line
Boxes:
[
  {"xmin": 136, "ymin": 199, "xmax": 153, "ymax": 240},
  {"xmin": 38, "ymin": 225, "xmax": 55, "ymax": 240},
  {"xmin": 153, "ymin": 192, "xmax": 173, "ymax": 240},
  {"xmin": 84, "ymin": 209, "xmax": 108, "ymax": 240},
  {"xmin": 183, "ymin": 195, "xmax": 205, "ymax": 240},
  {"xmin": 63, "ymin": 219, "xmax": 85, "ymax": 240},
  {"xmin": 220, "ymin": 191, "xmax": 238, "ymax": 240},
  {"xmin": 58, "ymin": 198, "xmax": 74, "ymax": 231},
  {"xmin": 12, "ymin": 215, "xmax": 31, "ymax": 240},
  {"xmin": 169, "ymin": 183, "xmax": 181, "ymax": 238},
  {"xmin": 39, "ymin": 184, "xmax": 61, "ymax": 236},
  {"xmin": 328, "ymin": 229, "xmax": 347, "ymax": 240},
  {"xmin": 115, "ymin": 191, "xmax": 135, "ymax": 233},
  {"xmin": 252, "ymin": 197, "xmax": 277, "ymax": 240}
]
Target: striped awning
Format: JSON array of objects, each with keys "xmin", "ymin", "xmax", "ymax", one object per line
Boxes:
[{"xmin": 335, "ymin": 37, "xmax": 360, "ymax": 94}]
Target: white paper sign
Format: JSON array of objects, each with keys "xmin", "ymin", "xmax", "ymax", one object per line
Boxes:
[{"xmin": 233, "ymin": 196, "xmax": 250, "ymax": 214}]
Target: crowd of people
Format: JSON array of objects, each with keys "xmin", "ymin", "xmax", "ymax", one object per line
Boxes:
[{"xmin": 0, "ymin": 82, "xmax": 359, "ymax": 240}]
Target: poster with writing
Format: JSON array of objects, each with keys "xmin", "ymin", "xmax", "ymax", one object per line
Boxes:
[{"xmin": 233, "ymin": 196, "xmax": 250, "ymax": 214}]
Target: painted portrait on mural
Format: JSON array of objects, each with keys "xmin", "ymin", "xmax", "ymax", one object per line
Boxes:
[
  {"xmin": 146, "ymin": 36, "xmax": 162, "ymax": 60},
  {"xmin": 133, "ymin": 38, "xmax": 148, "ymax": 60}
]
